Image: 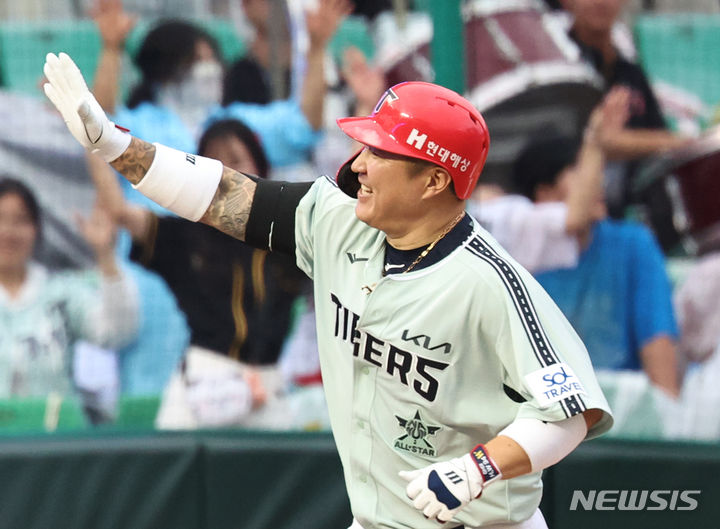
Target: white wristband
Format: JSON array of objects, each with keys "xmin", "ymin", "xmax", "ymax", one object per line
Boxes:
[
  {"xmin": 498, "ymin": 415, "xmax": 587, "ymax": 473},
  {"xmin": 133, "ymin": 143, "xmax": 223, "ymax": 221}
]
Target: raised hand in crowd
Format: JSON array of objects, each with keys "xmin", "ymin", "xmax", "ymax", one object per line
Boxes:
[
  {"xmin": 75, "ymin": 199, "xmax": 121, "ymax": 278},
  {"xmin": 300, "ymin": 0, "xmax": 354, "ymax": 130},
  {"xmin": 341, "ymin": 46, "xmax": 387, "ymax": 117},
  {"xmin": 90, "ymin": 0, "xmax": 137, "ymax": 113}
]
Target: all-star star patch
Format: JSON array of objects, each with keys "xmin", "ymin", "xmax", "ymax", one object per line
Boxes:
[{"xmin": 394, "ymin": 410, "xmax": 440, "ymax": 457}]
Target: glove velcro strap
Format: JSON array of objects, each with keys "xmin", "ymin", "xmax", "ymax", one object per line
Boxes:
[{"xmin": 469, "ymin": 444, "xmax": 502, "ymax": 488}]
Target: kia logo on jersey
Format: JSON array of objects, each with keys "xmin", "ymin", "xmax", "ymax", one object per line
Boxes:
[{"xmin": 401, "ymin": 329, "xmax": 452, "ymax": 355}]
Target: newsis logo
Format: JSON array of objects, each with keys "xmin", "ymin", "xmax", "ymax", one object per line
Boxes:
[{"xmin": 570, "ymin": 490, "xmax": 700, "ymax": 511}]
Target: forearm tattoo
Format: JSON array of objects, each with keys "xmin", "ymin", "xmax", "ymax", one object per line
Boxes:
[
  {"xmin": 110, "ymin": 137, "xmax": 156, "ymax": 185},
  {"xmin": 200, "ymin": 166, "xmax": 257, "ymax": 241}
]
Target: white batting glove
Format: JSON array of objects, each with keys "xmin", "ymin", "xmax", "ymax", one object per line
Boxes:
[
  {"xmin": 43, "ymin": 52, "xmax": 131, "ymax": 162},
  {"xmin": 399, "ymin": 444, "xmax": 502, "ymax": 523}
]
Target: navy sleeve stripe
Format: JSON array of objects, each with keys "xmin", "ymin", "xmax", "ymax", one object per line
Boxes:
[{"xmin": 465, "ymin": 234, "xmax": 586, "ymax": 417}]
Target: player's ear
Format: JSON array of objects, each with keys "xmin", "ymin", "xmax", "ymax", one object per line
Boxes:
[{"xmin": 423, "ymin": 166, "xmax": 453, "ymax": 198}]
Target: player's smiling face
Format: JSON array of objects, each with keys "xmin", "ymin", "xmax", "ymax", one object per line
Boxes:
[{"xmin": 350, "ymin": 146, "xmax": 431, "ymax": 235}]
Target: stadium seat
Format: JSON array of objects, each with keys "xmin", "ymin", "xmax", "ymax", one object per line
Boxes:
[
  {"xmin": 0, "ymin": 20, "xmax": 101, "ymax": 97},
  {"xmin": 0, "ymin": 397, "xmax": 87, "ymax": 435},
  {"xmin": 124, "ymin": 17, "xmax": 247, "ymax": 66},
  {"xmin": 112, "ymin": 395, "xmax": 161, "ymax": 430},
  {"xmin": 327, "ymin": 15, "xmax": 375, "ymax": 65},
  {"xmin": 0, "ymin": 18, "xmax": 246, "ymax": 99},
  {"xmin": 635, "ymin": 13, "xmax": 720, "ymax": 109}
]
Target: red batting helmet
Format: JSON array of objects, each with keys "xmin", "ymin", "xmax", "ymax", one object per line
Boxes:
[{"xmin": 336, "ymin": 81, "xmax": 490, "ymax": 200}]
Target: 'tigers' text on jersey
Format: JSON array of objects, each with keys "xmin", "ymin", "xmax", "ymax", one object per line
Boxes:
[{"xmin": 330, "ymin": 293, "xmax": 449, "ymax": 402}]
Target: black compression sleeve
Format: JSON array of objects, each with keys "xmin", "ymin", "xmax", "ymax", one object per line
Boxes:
[{"xmin": 245, "ymin": 178, "xmax": 313, "ymax": 254}]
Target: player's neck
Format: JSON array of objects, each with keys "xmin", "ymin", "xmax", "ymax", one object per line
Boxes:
[{"xmin": 386, "ymin": 206, "xmax": 466, "ymax": 251}]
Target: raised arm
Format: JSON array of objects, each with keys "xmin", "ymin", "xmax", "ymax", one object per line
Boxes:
[
  {"xmin": 564, "ymin": 86, "xmax": 630, "ymax": 234},
  {"xmin": 109, "ymin": 139, "xmax": 258, "ymax": 240},
  {"xmin": 300, "ymin": 0, "xmax": 353, "ymax": 130},
  {"xmin": 90, "ymin": 0, "xmax": 137, "ymax": 113},
  {"xmin": 76, "ymin": 198, "xmax": 139, "ymax": 349},
  {"xmin": 598, "ymin": 128, "xmax": 690, "ymax": 160},
  {"xmin": 341, "ymin": 46, "xmax": 387, "ymax": 118},
  {"xmin": 44, "ymin": 52, "xmax": 258, "ymax": 241},
  {"xmin": 86, "ymin": 151, "xmax": 152, "ymax": 241}
]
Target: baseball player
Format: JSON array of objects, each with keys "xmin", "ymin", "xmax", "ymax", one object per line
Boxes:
[{"xmin": 43, "ymin": 52, "xmax": 613, "ymax": 529}]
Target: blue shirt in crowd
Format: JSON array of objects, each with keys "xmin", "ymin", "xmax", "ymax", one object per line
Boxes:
[
  {"xmin": 535, "ymin": 219, "xmax": 678, "ymax": 371},
  {"xmin": 208, "ymin": 99, "xmax": 323, "ymax": 169},
  {"xmin": 114, "ymin": 99, "xmax": 322, "ymax": 209}
]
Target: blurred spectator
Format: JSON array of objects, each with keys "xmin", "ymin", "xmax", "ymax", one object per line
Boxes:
[
  {"xmin": 340, "ymin": 46, "xmax": 388, "ymax": 118},
  {"xmin": 210, "ymin": 0, "xmax": 352, "ymax": 181},
  {"xmin": 674, "ymin": 248, "xmax": 720, "ymax": 366},
  {"xmin": 228, "ymin": 0, "xmax": 292, "ymax": 101},
  {"xmin": 89, "ymin": 0, "xmax": 218, "ymax": 398},
  {"xmin": 513, "ymin": 134, "xmax": 681, "ymax": 397},
  {"xmin": 560, "ymin": 0, "xmax": 690, "ymax": 250},
  {"xmin": 547, "ymin": 0, "xmax": 637, "ymax": 61},
  {"xmin": 661, "ymin": 241, "xmax": 720, "ymax": 440},
  {"xmin": 91, "ymin": 0, "xmax": 349, "ymax": 192},
  {"xmin": 0, "ymin": 177, "xmax": 138, "ymax": 419},
  {"xmin": 313, "ymin": 45, "xmax": 388, "ymax": 176},
  {"xmin": 88, "ymin": 118, "xmax": 317, "ymax": 430},
  {"xmin": 468, "ymin": 87, "xmax": 630, "ymax": 273},
  {"xmin": 349, "ymin": 0, "xmax": 391, "ymax": 20},
  {"xmin": 92, "ymin": 0, "xmax": 222, "ymax": 212},
  {"xmin": 667, "ymin": 337, "xmax": 720, "ymax": 440}
]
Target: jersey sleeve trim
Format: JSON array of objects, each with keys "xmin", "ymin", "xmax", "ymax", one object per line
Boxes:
[{"xmin": 465, "ymin": 233, "xmax": 587, "ymax": 418}]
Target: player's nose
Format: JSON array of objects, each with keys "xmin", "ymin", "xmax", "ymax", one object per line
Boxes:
[{"xmin": 351, "ymin": 147, "xmax": 370, "ymax": 174}]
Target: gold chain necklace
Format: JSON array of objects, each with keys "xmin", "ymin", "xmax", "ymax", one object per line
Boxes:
[
  {"xmin": 362, "ymin": 211, "xmax": 466, "ymax": 294},
  {"xmin": 399, "ymin": 211, "xmax": 466, "ymax": 275}
]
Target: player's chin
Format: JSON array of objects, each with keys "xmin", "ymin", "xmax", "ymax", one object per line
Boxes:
[
  {"xmin": 354, "ymin": 202, "xmax": 375, "ymax": 227},
  {"xmin": 354, "ymin": 201, "xmax": 368, "ymax": 219}
]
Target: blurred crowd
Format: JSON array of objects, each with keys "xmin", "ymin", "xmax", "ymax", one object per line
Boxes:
[{"xmin": 1, "ymin": 0, "xmax": 720, "ymax": 441}]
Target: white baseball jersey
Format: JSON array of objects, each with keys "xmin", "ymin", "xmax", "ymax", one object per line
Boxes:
[{"xmin": 294, "ymin": 177, "xmax": 613, "ymax": 529}]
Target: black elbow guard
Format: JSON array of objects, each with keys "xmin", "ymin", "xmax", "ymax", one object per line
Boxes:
[{"xmin": 245, "ymin": 178, "xmax": 312, "ymax": 254}]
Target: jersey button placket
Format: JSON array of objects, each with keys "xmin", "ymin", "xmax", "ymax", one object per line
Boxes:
[{"xmin": 351, "ymin": 354, "xmax": 378, "ymax": 513}]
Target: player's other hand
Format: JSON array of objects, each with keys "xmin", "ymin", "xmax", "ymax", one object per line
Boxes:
[
  {"xmin": 399, "ymin": 444, "xmax": 502, "ymax": 523},
  {"xmin": 43, "ymin": 52, "xmax": 130, "ymax": 162}
]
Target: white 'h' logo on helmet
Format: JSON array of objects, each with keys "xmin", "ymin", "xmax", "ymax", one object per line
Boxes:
[{"xmin": 406, "ymin": 128, "xmax": 428, "ymax": 150}]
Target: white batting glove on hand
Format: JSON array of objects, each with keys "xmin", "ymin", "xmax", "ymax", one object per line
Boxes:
[
  {"xmin": 43, "ymin": 52, "xmax": 131, "ymax": 162},
  {"xmin": 399, "ymin": 444, "xmax": 502, "ymax": 523}
]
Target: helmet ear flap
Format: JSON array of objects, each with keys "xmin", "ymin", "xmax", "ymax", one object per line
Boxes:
[{"xmin": 336, "ymin": 150, "xmax": 362, "ymax": 198}]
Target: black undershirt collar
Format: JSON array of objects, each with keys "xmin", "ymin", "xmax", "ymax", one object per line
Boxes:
[{"xmin": 383, "ymin": 213, "xmax": 473, "ymax": 276}]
